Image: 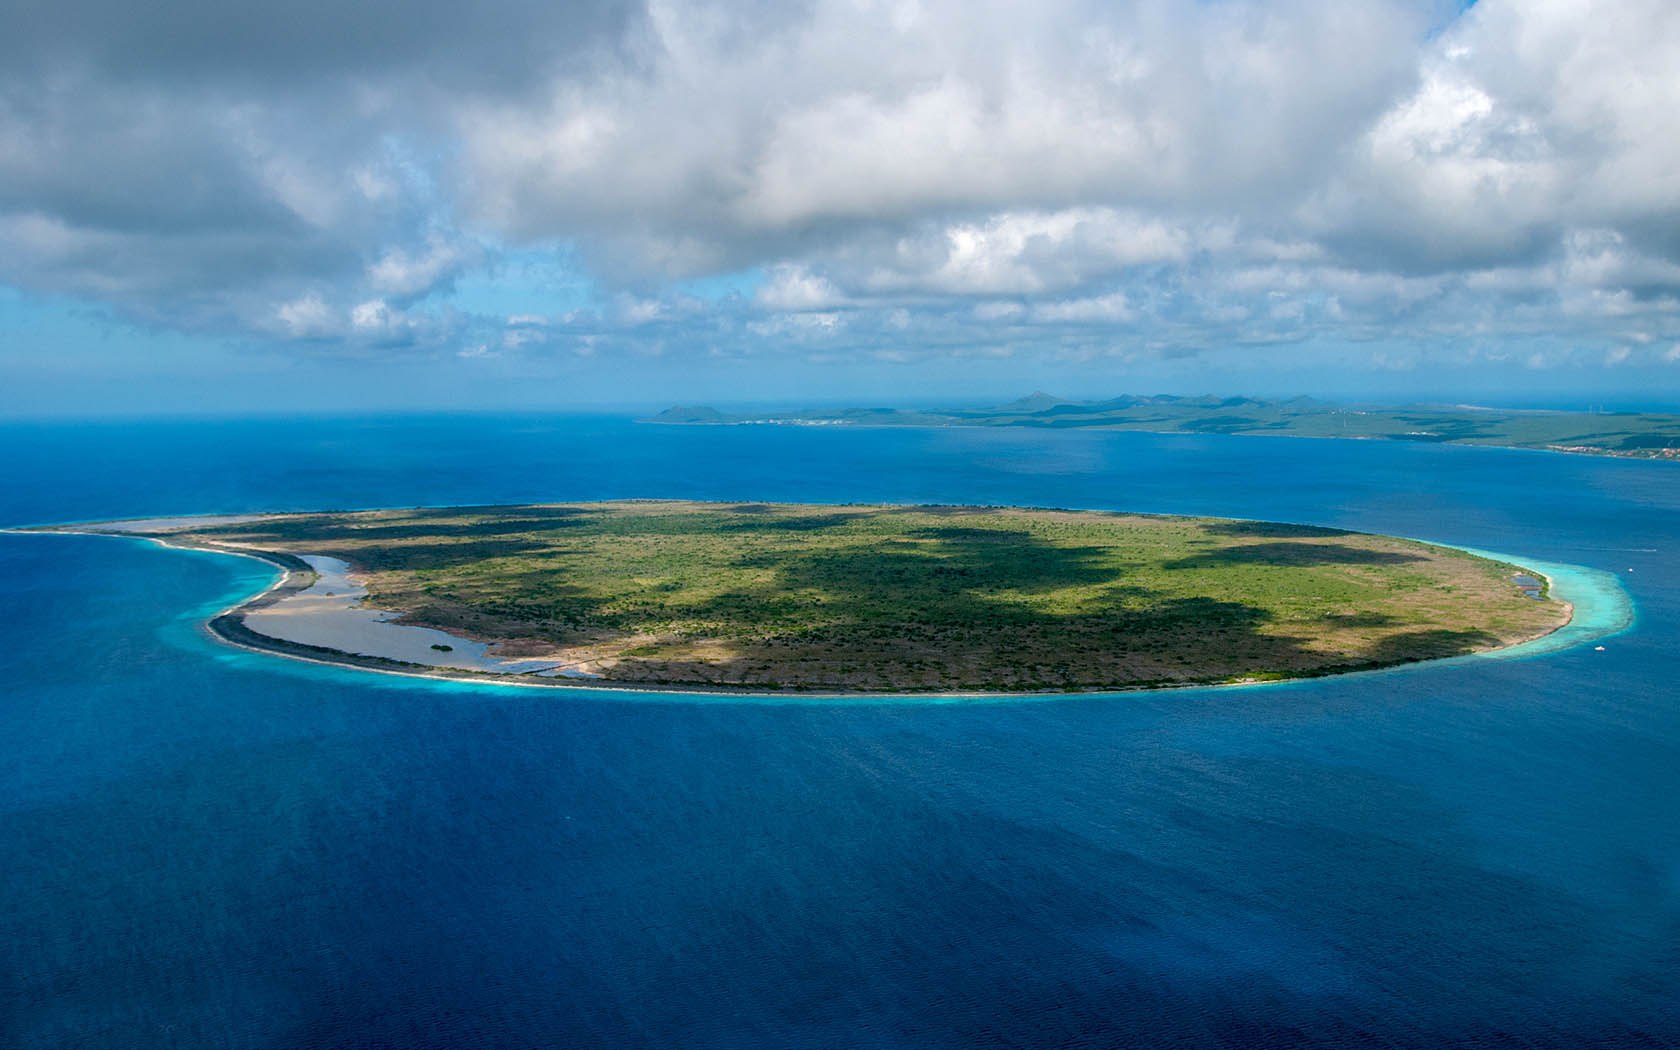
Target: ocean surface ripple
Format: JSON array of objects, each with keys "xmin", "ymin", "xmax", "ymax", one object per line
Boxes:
[{"xmin": 1, "ymin": 415, "xmax": 1675, "ymax": 1048}]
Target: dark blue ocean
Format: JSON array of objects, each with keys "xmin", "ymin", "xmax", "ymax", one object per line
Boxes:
[{"xmin": 1, "ymin": 415, "xmax": 1676, "ymax": 1049}]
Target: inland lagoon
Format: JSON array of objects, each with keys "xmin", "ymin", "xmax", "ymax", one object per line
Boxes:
[{"xmin": 0, "ymin": 414, "xmax": 1671, "ymax": 1048}]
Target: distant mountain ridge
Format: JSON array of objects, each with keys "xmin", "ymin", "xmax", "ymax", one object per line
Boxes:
[
  {"xmin": 648, "ymin": 405, "xmax": 728, "ymax": 424},
  {"xmin": 991, "ymin": 391, "xmax": 1076, "ymax": 413}
]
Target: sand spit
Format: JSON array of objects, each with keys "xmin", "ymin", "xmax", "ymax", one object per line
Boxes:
[
  {"xmin": 240, "ymin": 555, "xmax": 594, "ymax": 676},
  {"xmin": 85, "ymin": 514, "xmax": 280, "ymax": 533}
]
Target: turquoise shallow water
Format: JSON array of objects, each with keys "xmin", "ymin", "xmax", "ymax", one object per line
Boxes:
[
  {"xmin": 1448, "ymin": 549, "xmax": 1634, "ymax": 662},
  {"xmin": 1, "ymin": 416, "xmax": 1676, "ymax": 1048}
]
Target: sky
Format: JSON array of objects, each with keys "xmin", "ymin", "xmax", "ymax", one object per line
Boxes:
[{"xmin": 1, "ymin": 0, "xmax": 1678, "ymax": 416}]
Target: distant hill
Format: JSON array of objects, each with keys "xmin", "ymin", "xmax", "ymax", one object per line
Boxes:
[
  {"xmin": 647, "ymin": 405, "xmax": 727, "ymax": 423},
  {"xmin": 989, "ymin": 391, "xmax": 1075, "ymax": 414}
]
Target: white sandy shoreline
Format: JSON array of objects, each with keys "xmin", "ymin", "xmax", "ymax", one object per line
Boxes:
[{"xmin": 239, "ymin": 553, "xmax": 601, "ymax": 677}]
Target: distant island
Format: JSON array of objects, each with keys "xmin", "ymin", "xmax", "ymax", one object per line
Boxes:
[
  {"xmin": 645, "ymin": 394, "xmax": 1680, "ymax": 459},
  {"xmin": 41, "ymin": 502, "xmax": 1570, "ymax": 694}
]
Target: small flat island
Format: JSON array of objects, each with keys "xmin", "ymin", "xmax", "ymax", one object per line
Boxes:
[{"xmin": 47, "ymin": 502, "xmax": 1570, "ymax": 694}]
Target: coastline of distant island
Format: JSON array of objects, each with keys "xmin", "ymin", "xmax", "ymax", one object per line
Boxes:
[{"xmin": 643, "ymin": 393, "xmax": 1680, "ymax": 460}]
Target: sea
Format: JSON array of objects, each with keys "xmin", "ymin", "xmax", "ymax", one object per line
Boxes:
[{"xmin": 0, "ymin": 414, "xmax": 1675, "ymax": 1049}]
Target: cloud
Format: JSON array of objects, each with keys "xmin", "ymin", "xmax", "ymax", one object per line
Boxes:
[
  {"xmin": 275, "ymin": 293, "xmax": 336, "ymax": 339},
  {"xmin": 1031, "ymin": 292, "xmax": 1135, "ymax": 324},
  {"xmin": 756, "ymin": 265, "xmax": 845, "ymax": 310},
  {"xmin": 617, "ymin": 295, "xmax": 668, "ymax": 325},
  {"xmin": 0, "ymin": 80, "xmax": 441, "ymax": 333},
  {"xmin": 0, "ymin": 0, "xmax": 640, "ymax": 337},
  {"xmin": 0, "ymin": 0, "xmax": 638, "ymax": 91},
  {"xmin": 854, "ymin": 209, "xmax": 1191, "ymax": 296},
  {"xmin": 270, "ymin": 291, "xmax": 441, "ymax": 346},
  {"xmin": 0, "ymin": 0, "xmax": 1677, "ymax": 377},
  {"xmin": 368, "ymin": 236, "xmax": 481, "ymax": 299},
  {"xmin": 456, "ymin": 0, "xmax": 1423, "ymax": 267},
  {"xmin": 974, "ymin": 302, "xmax": 1024, "ymax": 321},
  {"xmin": 748, "ymin": 311, "xmax": 845, "ymax": 338},
  {"xmin": 1307, "ymin": 0, "xmax": 1680, "ymax": 274}
]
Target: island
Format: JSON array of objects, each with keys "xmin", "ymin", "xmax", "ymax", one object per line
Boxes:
[
  {"xmin": 646, "ymin": 393, "xmax": 1680, "ymax": 460},
  {"xmin": 39, "ymin": 502, "xmax": 1573, "ymax": 694}
]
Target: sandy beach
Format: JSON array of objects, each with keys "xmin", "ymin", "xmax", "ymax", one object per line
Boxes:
[{"xmin": 239, "ymin": 554, "xmax": 592, "ymax": 676}]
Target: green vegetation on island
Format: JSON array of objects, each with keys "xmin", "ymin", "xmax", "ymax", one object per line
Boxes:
[
  {"xmin": 165, "ymin": 502, "xmax": 1566, "ymax": 693},
  {"xmin": 646, "ymin": 394, "xmax": 1680, "ymax": 459}
]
